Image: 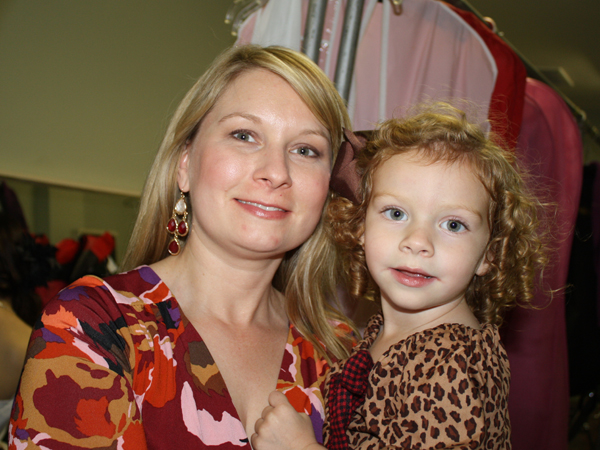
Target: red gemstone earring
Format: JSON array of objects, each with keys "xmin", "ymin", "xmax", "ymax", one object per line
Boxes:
[{"xmin": 166, "ymin": 191, "xmax": 189, "ymax": 256}]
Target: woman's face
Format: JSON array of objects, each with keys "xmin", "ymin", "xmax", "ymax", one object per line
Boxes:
[{"xmin": 178, "ymin": 68, "xmax": 332, "ymax": 261}]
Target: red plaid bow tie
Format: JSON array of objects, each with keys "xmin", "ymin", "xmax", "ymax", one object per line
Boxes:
[{"xmin": 326, "ymin": 349, "xmax": 374, "ymax": 449}]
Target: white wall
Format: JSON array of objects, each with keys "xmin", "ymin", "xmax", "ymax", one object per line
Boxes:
[{"xmin": 0, "ymin": 0, "xmax": 235, "ymax": 196}]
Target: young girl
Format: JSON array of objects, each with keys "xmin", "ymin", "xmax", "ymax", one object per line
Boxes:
[{"xmin": 251, "ymin": 103, "xmax": 547, "ymax": 450}]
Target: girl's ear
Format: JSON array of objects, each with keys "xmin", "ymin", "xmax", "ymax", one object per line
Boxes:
[
  {"xmin": 358, "ymin": 221, "xmax": 365, "ymax": 246},
  {"xmin": 475, "ymin": 257, "xmax": 490, "ymax": 277},
  {"xmin": 475, "ymin": 245, "xmax": 493, "ymax": 277},
  {"xmin": 177, "ymin": 146, "xmax": 191, "ymax": 193}
]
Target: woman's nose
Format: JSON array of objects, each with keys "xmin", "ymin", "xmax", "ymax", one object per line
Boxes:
[
  {"xmin": 400, "ymin": 224, "xmax": 434, "ymax": 256},
  {"xmin": 253, "ymin": 146, "xmax": 292, "ymax": 188}
]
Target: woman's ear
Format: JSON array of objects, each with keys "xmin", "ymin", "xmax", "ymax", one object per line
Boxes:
[{"xmin": 177, "ymin": 147, "xmax": 190, "ymax": 193}]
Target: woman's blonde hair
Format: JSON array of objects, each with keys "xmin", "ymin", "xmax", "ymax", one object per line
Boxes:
[
  {"xmin": 328, "ymin": 102, "xmax": 548, "ymax": 326},
  {"xmin": 122, "ymin": 44, "xmax": 354, "ymax": 360}
]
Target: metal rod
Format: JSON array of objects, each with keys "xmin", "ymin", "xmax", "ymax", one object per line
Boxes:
[
  {"xmin": 334, "ymin": 0, "xmax": 365, "ymax": 102},
  {"xmin": 302, "ymin": 0, "xmax": 328, "ymax": 64}
]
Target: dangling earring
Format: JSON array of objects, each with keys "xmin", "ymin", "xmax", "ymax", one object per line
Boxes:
[{"xmin": 166, "ymin": 191, "xmax": 189, "ymax": 256}]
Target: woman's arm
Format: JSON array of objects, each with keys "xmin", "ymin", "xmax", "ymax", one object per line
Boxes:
[{"xmin": 9, "ymin": 279, "xmax": 147, "ymax": 449}]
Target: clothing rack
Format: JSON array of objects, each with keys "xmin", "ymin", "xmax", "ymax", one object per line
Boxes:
[
  {"xmin": 303, "ymin": 0, "xmax": 365, "ymax": 102},
  {"xmin": 447, "ymin": 0, "xmax": 600, "ymax": 148},
  {"xmin": 301, "ymin": 0, "xmax": 600, "ymax": 147}
]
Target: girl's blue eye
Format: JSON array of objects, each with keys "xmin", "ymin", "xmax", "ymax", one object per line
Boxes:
[
  {"xmin": 292, "ymin": 147, "xmax": 318, "ymax": 157},
  {"xmin": 383, "ymin": 208, "xmax": 406, "ymax": 221},
  {"xmin": 232, "ymin": 131, "xmax": 255, "ymax": 142},
  {"xmin": 442, "ymin": 220, "xmax": 466, "ymax": 232}
]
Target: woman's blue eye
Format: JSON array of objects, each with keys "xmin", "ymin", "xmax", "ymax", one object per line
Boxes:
[
  {"xmin": 442, "ymin": 220, "xmax": 466, "ymax": 232},
  {"xmin": 232, "ymin": 131, "xmax": 255, "ymax": 142},
  {"xmin": 383, "ymin": 208, "xmax": 406, "ymax": 221},
  {"xmin": 292, "ymin": 147, "xmax": 317, "ymax": 157}
]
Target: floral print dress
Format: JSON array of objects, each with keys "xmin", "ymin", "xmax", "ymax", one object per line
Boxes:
[{"xmin": 9, "ymin": 266, "xmax": 336, "ymax": 449}]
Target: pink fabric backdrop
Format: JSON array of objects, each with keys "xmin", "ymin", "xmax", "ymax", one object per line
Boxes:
[{"xmin": 503, "ymin": 77, "xmax": 583, "ymax": 450}]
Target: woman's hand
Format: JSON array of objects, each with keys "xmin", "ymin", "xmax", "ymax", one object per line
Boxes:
[{"xmin": 251, "ymin": 391, "xmax": 325, "ymax": 450}]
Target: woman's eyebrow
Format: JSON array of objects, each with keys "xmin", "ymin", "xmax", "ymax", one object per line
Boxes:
[
  {"xmin": 219, "ymin": 113, "xmax": 328, "ymax": 140},
  {"xmin": 218, "ymin": 112, "xmax": 261, "ymax": 124},
  {"xmin": 298, "ymin": 128, "xmax": 329, "ymax": 140}
]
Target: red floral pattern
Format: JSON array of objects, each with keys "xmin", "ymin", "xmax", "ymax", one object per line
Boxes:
[{"xmin": 10, "ymin": 266, "xmax": 341, "ymax": 449}]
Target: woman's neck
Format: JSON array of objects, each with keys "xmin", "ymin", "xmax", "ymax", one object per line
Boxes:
[{"xmin": 150, "ymin": 240, "xmax": 285, "ymax": 327}]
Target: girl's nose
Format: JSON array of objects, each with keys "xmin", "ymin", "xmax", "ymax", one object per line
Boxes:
[{"xmin": 399, "ymin": 224, "xmax": 434, "ymax": 256}]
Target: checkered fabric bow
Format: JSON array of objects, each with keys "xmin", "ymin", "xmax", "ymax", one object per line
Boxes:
[{"xmin": 326, "ymin": 349, "xmax": 374, "ymax": 450}]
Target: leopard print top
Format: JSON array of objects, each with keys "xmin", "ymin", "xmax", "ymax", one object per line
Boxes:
[{"xmin": 323, "ymin": 313, "xmax": 511, "ymax": 449}]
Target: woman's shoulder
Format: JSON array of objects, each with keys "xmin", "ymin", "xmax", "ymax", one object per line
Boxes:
[
  {"xmin": 53, "ymin": 265, "xmax": 173, "ymax": 307},
  {"xmin": 40, "ymin": 265, "xmax": 179, "ymax": 335}
]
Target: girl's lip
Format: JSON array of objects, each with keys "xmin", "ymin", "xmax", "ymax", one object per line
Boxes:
[
  {"xmin": 394, "ymin": 266, "xmax": 432, "ymax": 278},
  {"xmin": 390, "ymin": 267, "xmax": 435, "ymax": 288}
]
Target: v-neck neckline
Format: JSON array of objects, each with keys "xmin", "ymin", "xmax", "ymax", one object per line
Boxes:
[{"xmin": 142, "ymin": 264, "xmax": 293, "ymax": 437}]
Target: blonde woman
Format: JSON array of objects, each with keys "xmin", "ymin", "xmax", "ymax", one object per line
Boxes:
[{"xmin": 10, "ymin": 45, "xmax": 354, "ymax": 449}]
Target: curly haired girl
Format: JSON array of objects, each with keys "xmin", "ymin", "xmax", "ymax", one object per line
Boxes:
[{"xmin": 252, "ymin": 103, "xmax": 547, "ymax": 450}]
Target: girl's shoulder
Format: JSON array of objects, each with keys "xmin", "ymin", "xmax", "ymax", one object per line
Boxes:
[{"xmin": 383, "ymin": 323, "xmax": 508, "ymax": 375}]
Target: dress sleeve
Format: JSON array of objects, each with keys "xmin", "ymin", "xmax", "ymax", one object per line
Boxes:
[{"xmin": 9, "ymin": 277, "xmax": 147, "ymax": 449}]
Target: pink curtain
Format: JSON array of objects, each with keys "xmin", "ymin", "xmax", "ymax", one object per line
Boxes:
[{"xmin": 503, "ymin": 77, "xmax": 583, "ymax": 450}]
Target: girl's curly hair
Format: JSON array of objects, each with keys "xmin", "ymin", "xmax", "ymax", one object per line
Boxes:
[{"xmin": 327, "ymin": 103, "xmax": 548, "ymax": 326}]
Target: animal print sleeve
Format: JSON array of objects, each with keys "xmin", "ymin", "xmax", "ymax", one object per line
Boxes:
[{"xmin": 346, "ymin": 325, "xmax": 511, "ymax": 449}]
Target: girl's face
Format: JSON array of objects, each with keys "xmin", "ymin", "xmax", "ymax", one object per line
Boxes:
[
  {"xmin": 363, "ymin": 150, "xmax": 491, "ymax": 325},
  {"xmin": 177, "ymin": 68, "xmax": 332, "ymax": 261}
]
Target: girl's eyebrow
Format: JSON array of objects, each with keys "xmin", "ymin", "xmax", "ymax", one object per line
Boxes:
[
  {"xmin": 371, "ymin": 191, "xmax": 405, "ymax": 201},
  {"xmin": 440, "ymin": 204, "xmax": 485, "ymax": 219},
  {"xmin": 372, "ymin": 192, "xmax": 485, "ymax": 219}
]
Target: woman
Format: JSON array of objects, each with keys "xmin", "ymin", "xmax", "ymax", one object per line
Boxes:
[{"xmin": 9, "ymin": 45, "xmax": 354, "ymax": 449}]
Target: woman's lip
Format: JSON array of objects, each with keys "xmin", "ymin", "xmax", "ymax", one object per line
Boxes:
[
  {"xmin": 235, "ymin": 199, "xmax": 290, "ymax": 219},
  {"xmin": 390, "ymin": 267, "xmax": 435, "ymax": 288},
  {"xmin": 236, "ymin": 199, "xmax": 288, "ymax": 212}
]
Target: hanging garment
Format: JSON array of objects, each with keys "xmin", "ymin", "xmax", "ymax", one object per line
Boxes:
[
  {"xmin": 443, "ymin": 3, "xmax": 527, "ymax": 149},
  {"xmin": 502, "ymin": 77, "xmax": 583, "ymax": 450},
  {"xmin": 237, "ymin": 0, "xmax": 500, "ymax": 131}
]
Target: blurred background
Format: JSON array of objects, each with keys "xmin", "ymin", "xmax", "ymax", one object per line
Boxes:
[
  {"xmin": 1, "ymin": 1, "xmax": 599, "ymax": 448},
  {"xmin": 1, "ymin": 0, "xmax": 598, "ymax": 263}
]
